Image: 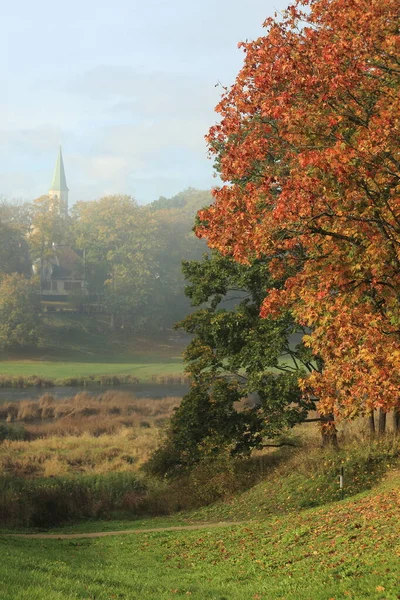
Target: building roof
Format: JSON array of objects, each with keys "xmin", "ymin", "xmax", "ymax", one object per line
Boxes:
[
  {"xmin": 53, "ymin": 245, "xmax": 81, "ymax": 273},
  {"xmin": 37, "ymin": 245, "xmax": 84, "ymax": 281},
  {"xmin": 50, "ymin": 146, "xmax": 69, "ymax": 192}
]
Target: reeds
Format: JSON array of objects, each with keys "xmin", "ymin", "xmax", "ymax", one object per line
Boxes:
[
  {"xmin": 0, "ymin": 391, "xmax": 180, "ymax": 429},
  {"xmin": 0, "ymin": 392, "xmax": 181, "ymax": 479},
  {"xmin": 0, "ymin": 374, "xmax": 140, "ymax": 389},
  {"xmin": 150, "ymin": 373, "xmax": 190, "ymax": 385}
]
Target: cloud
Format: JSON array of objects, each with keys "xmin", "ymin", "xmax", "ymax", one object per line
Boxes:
[
  {"xmin": 51, "ymin": 65, "xmax": 219, "ymax": 202},
  {"xmin": 0, "ymin": 0, "xmax": 290, "ymax": 204}
]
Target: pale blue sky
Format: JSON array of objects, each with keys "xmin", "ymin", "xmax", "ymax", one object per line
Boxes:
[{"xmin": 1, "ymin": 0, "xmax": 288, "ymax": 205}]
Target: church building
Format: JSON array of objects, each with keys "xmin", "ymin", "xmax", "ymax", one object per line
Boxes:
[
  {"xmin": 48, "ymin": 146, "xmax": 69, "ymax": 217},
  {"xmin": 37, "ymin": 148, "xmax": 86, "ymax": 305}
]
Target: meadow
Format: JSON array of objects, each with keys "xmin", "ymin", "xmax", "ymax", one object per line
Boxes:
[
  {"xmin": 1, "ymin": 386, "xmax": 399, "ymax": 532},
  {"xmin": 1, "ymin": 367, "xmax": 399, "ymax": 598},
  {"xmin": 1, "ymin": 467, "xmax": 399, "ymax": 599},
  {"xmin": 0, "ymin": 359, "xmax": 185, "ymax": 383},
  {"xmin": 0, "ymin": 313, "xmax": 187, "ymax": 383}
]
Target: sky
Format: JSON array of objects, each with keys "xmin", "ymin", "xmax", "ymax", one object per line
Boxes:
[{"xmin": 1, "ymin": 0, "xmax": 289, "ymax": 206}]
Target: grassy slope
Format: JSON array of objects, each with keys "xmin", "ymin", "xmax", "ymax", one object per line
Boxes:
[
  {"xmin": 0, "ymin": 314, "xmax": 185, "ymax": 381},
  {"xmin": 1, "ymin": 474, "xmax": 399, "ymax": 599}
]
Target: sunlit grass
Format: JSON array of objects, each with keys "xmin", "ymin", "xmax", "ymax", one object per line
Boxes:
[{"xmin": 1, "ymin": 475, "xmax": 399, "ymax": 599}]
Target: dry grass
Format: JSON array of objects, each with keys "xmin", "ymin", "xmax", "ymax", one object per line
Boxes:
[
  {"xmin": 292, "ymin": 410, "xmax": 399, "ymax": 447},
  {"xmin": 0, "ymin": 391, "xmax": 180, "ymax": 432},
  {"xmin": 0, "ymin": 429, "xmax": 160, "ymax": 477},
  {"xmin": 0, "ymin": 392, "xmax": 181, "ymax": 478}
]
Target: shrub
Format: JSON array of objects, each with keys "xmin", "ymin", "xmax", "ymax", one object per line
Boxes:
[
  {"xmin": 0, "ymin": 472, "xmax": 147, "ymax": 528},
  {"xmin": 0, "ymin": 423, "xmax": 26, "ymax": 442}
]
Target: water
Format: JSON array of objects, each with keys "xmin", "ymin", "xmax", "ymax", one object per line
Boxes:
[{"xmin": 0, "ymin": 383, "xmax": 189, "ymax": 403}]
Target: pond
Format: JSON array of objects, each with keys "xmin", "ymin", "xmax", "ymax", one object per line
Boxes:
[{"xmin": 0, "ymin": 382, "xmax": 190, "ymax": 403}]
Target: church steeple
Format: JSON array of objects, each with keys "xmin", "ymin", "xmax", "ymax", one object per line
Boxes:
[{"xmin": 49, "ymin": 146, "xmax": 69, "ymax": 216}]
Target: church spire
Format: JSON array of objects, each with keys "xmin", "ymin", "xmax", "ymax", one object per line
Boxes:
[{"xmin": 49, "ymin": 146, "xmax": 69, "ymax": 216}]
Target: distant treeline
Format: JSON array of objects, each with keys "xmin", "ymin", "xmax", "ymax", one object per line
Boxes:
[{"xmin": 0, "ymin": 188, "xmax": 211, "ymax": 349}]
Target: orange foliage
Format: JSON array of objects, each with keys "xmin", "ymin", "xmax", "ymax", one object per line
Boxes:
[{"xmin": 197, "ymin": 0, "xmax": 400, "ymax": 417}]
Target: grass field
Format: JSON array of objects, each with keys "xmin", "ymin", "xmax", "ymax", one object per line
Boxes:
[
  {"xmin": 1, "ymin": 474, "xmax": 399, "ymax": 599},
  {"xmin": 0, "ymin": 358, "xmax": 184, "ymax": 381},
  {"xmin": 0, "ymin": 314, "xmax": 186, "ymax": 382}
]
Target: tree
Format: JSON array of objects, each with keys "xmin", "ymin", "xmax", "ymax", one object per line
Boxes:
[
  {"xmin": 71, "ymin": 195, "xmax": 160, "ymax": 329},
  {"xmin": 0, "ymin": 198, "xmax": 33, "ymax": 237},
  {"xmin": 197, "ymin": 0, "xmax": 400, "ymax": 421},
  {"xmin": 0, "ymin": 274, "xmax": 41, "ymax": 350},
  {"xmin": 148, "ymin": 251, "xmax": 317, "ymax": 476},
  {"xmin": 0, "ymin": 221, "xmax": 31, "ymax": 276},
  {"xmin": 0, "ymin": 200, "xmax": 32, "ymax": 276},
  {"xmin": 146, "ymin": 189, "xmax": 210, "ymax": 329},
  {"xmin": 28, "ymin": 195, "xmax": 71, "ymax": 261}
]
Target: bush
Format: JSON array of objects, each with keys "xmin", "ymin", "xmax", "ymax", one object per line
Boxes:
[
  {"xmin": 145, "ymin": 382, "xmax": 262, "ymax": 477},
  {"xmin": 0, "ymin": 472, "xmax": 147, "ymax": 528},
  {"xmin": 0, "ymin": 423, "xmax": 26, "ymax": 442},
  {"xmin": 0, "ymin": 376, "xmax": 54, "ymax": 389}
]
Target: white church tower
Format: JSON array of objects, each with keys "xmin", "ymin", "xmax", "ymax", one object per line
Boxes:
[{"xmin": 48, "ymin": 146, "xmax": 69, "ymax": 216}]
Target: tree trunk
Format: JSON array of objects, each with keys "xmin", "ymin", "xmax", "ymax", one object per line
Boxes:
[
  {"xmin": 378, "ymin": 408, "xmax": 386, "ymax": 437},
  {"xmin": 321, "ymin": 414, "xmax": 338, "ymax": 448},
  {"xmin": 368, "ymin": 411, "xmax": 376, "ymax": 437},
  {"xmin": 393, "ymin": 407, "xmax": 400, "ymax": 437}
]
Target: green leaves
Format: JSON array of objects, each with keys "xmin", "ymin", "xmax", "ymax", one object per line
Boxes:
[
  {"xmin": 151, "ymin": 251, "xmax": 319, "ymax": 475},
  {"xmin": 0, "ymin": 274, "xmax": 41, "ymax": 350}
]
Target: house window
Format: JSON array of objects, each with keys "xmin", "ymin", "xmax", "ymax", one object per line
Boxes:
[
  {"xmin": 64, "ymin": 281, "xmax": 82, "ymax": 291},
  {"xmin": 51, "ymin": 281, "xmax": 58, "ymax": 291},
  {"xmin": 42, "ymin": 281, "xmax": 51, "ymax": 291}
]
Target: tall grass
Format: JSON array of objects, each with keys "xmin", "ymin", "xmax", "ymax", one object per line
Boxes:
[
  {"xmin": 0, "ymin": 374, "xmax": 140, "ymax": 388},
  {"xmin": 0, "ymin": 391, "xmax": 180, "ymax": 430},
  {"xmin": 0, "ymin": 472, "xmax": 147, "ymax": 527},
  {"xmin": 0, "ymin": 429, "xmax": 160, "ymax": 477},
  {"xmin": 0, "ymin": 392, "xmax": 181, "ymax": 478}
]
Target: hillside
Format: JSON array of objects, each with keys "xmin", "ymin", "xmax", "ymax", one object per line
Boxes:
[{"xmin": 1, "ymin": 472, "xmax": 399, "ymax": 599}]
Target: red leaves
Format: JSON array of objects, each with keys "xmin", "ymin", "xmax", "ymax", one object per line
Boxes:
[{"xmin": 197, "ymin": 0, "xmax": 400, "ymax": 417}]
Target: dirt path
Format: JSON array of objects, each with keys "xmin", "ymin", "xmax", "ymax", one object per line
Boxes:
[{"xmin": 5, "ymin": 521, "xmax": 244, "ymax": 540}]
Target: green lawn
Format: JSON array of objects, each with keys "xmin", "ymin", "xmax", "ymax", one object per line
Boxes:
[
  {"xmin": 0, "ymin": 313, "xmax": 187, "ymax": 382},
  {"xmin": 1, "ymin": 478, "xmax": 399, "ymax": 599},
  {"xmin": 0, "ymin": 357, "xmax": 184, "ymax": 382}
]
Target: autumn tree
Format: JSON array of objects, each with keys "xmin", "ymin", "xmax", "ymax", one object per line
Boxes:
[
  {"xmin": 0, "ymin": 274, "xmax": 41, "ymax": 350},
  {"xmin": 0, "ymin": 199, "xmax": 33, "ymax": 237},
  {"xmin": 197, "ymin": 0, "xmax": 400, "ymax": 423}
]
